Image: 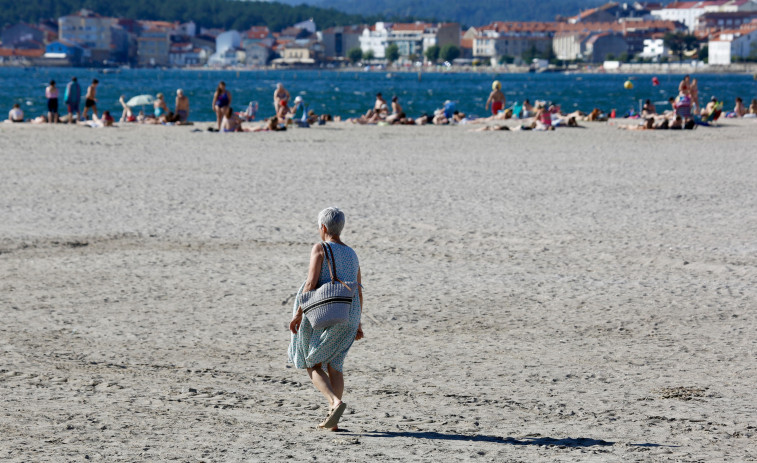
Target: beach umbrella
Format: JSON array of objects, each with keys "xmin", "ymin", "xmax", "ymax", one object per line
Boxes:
[{"xmin": 126, "ymin": 94, "xmax": 154, "ymax": 107}]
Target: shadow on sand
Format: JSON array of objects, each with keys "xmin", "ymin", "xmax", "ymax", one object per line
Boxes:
[{"xmin": 348, "ymin": 431, "xmax": 669, "ymax": 448}]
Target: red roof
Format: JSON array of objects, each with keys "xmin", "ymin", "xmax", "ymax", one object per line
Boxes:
[
  {"xmin": 392, "ymin": 23, "xmax": 432, "ymax": 31},
  {"xmin": 0, "ymin": 48, "xmax": 45, "ymax": 57},
  {"xmin": 247, "ymin": 26, "xmax": 270, "ymax": 39},
  {"xmin": 139, "ymin": 20, "xmax": 177, "ymax": 31}
]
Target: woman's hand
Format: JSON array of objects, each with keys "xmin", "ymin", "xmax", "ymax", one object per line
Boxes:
[
  {"xmin": 355, "ymin": 323, "xmax": 364, "ymax": 340},
  {"xmin": 290, "ymin": 309, "xmax": 303, "ymax": 334}
]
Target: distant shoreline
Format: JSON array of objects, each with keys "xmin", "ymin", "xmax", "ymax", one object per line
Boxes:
[{"xmin": 3, "ymin": 63, "xmax": 757, "ymax": 76}]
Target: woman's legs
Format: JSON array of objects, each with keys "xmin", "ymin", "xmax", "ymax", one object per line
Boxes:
[
  {"xmin": 326, "ymin": 364, "xmax": 344, "ymax": 400},
  {"xmin": 215, "ymin": 106, "xmax": 223, "ymax": 130},
  {"xmin": 307, "ymin": 363, "xmax": 343, "ymax": 409}
]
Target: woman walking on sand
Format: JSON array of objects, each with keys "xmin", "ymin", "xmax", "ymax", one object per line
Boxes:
[{"xmin": 289, "ymin": 207, "xmax": 363, "ymax": 431}]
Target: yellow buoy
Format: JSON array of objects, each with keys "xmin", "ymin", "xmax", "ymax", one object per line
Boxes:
[{"xmin": 624, "ymin": 80, "xmax": 633, "ymax": 90}]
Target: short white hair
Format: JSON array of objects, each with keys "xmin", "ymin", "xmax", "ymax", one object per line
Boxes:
[{"xmin": 318, "ymin": 207, "xmax": 345, "ymax": 235}]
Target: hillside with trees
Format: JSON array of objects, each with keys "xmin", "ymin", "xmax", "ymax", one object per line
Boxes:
[
  {"xmin": 0, "ymin": 0, "xmax": 380, "ymax": 32},
  {"xmin": 276, "ymin": 0, "xmax": 674, "ymax": 24}
]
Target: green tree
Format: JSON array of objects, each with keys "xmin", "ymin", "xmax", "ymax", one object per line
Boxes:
[
  {"xmin": 618, "ymin": 52, "xmax": 630, "ymax": 63},
  {"xmin": 347, "ymin": 47, "xmax": 363, "ymax": 64},
  {"xmin": 363, "ymin": 49, "xmax": 375, "ymax": 61},
  {"xmin": 522, "ymin": 44, "xmax": 539, "ymax": 63},
  {"xmin": 749, "ymin": 41, "xmax": 757, "ymax": 60},
  {"xmin": 699, "ymin": 44, "xmax": 709, "ymax": 63},
  {"xmin": 424, "ymin": 45, "xmax": 440, "ymax": 63},
  {"xmin": 385, "ymin": 44, "xmax": 400, "ymax": 63},
  {"xmin": 498, "ymin": 55, "xmax": 515, "ymax": 64},
  {"xmin": 539, "ymin": 46, "xmax": 556, "ymax": 61},
  {"xmin": 439, "ymin": 44, "xmax": 460, "ymax": 62},
  {"xmin": 664, "ymin": 32, "xmax": 699, "ymax": 62}
]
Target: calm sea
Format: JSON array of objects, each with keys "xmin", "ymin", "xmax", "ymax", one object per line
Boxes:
[{"xmin": 1, "ymin": 67, "xmax": 755, "ymax": 121}]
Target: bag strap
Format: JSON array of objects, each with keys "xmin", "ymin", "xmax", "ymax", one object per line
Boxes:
[
  {"xmin": 321, "ymin": 242, "xmax": 353, "ymax": 291},
  {"xmin": 320, "ymin": 242, "xmax": 337, "ymax": 282}
]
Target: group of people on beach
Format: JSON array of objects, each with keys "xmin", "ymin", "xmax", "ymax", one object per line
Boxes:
[
  {"xmin": 6, "ymin": 74, "xmax": 757, "ymax": 132},
  {"xmin": 3, "ymin": 76, "xmax": 192, "ymax": 128},
  {"xmin": 208, "ymin": 81, "xmax": 336, "ymax": 133},
  {"xmin": 346, "ymin": 81, "xmax": 600, "ymax": 131},
  {"xmin": 614, "ymin": 75, "xmax": 757, "ymax": 131}
]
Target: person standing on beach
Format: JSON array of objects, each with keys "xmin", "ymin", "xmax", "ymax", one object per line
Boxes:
[
  {"xmin": 64, "ymin": 77, "xmax": 81, "ymax": 124},
  {"xmin": 486, "ymin": 80, "xmax": 506, "ymax": 115},
  {"xmin": 289, "ymin": 207, "xmax": 364, "ymax": 431},
  {"xmin": 46, "ymin": 80, "xmax": 59, "ymax": 124},
  {"xmin": 678, "ymin": 75, "xmax": 691, "ymax": 97},
  {"xmin": 81, "ymin": 79, "xmax": 99, "ymax": 121},
  {"xmin": 274, "ymin": 83, "xmax": 290, "ymax": 115},
  {"xmin": 212, "ymin": 81, "xmax": 231, "ymax": 131},
  {"xmin": 690, "ymin": 78, "xmax": 700, "ymax": 113},
  {"xmin": 174, "ymin": 89, "xmax": 190, "ymax": 123}
]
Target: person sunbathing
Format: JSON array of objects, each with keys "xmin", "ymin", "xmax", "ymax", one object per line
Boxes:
[
  {"xmin": 251, "ymin": 117, "xmax": 287, "ymax": 132},
  {"xmin": 585, "ymin": 108, "xmax": 604, "ymax": 122},
  {"xmin": 642, "ymin": 99, "xmax": 656, "ymax": 116},
  {"xmin": 700, "ymin": 97, "xmax": 722, "ymax": 122},
  {"xmin": 732, "ymin": 97, "xmax": 747, "ymax": 117},
  {"xmin": 221, "ymin": 106, "xmax": 243, "ymax": 132},
  {"xmin": 118, "ymin": 96, "xmax": 136, "ymax": 122},
  {"xmin": 616, "ymin": 117, "xmax": 656, "ymax": 131},
  {"xmin": 469, "ymin": 124, "xmax": 510, "ymax": 132},
  {"xmin": 78, "ymin": 110, "xmax": 114, "ymax": 128}
]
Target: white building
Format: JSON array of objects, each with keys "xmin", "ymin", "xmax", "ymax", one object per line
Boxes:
[
  {"xmin": 652, "ymin": 0, "xmax": 757, "ymax": 31},
  {"xmin": 359, "ymin": 22, "xmax": 391, "ymax": 58},
  {"xmin": 641, "ymin": 37, "xmax": 669, "ymax": 58},
  {"xmin": 207, "ymin": 30, "xmax": 242, "ymax": 66},
  {"xmin": 708, "ymin": 22, "xmax": 757, "ymax": 63}
]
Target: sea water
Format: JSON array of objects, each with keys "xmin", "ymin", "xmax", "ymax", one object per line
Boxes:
[{"xmin": 1, "ymin": 67, "xmax": 755, "ymax": 121}]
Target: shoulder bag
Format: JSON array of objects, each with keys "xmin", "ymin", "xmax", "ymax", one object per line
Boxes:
[{"xmin": 299, "ymin": 242, "xmax": 356, "ymax": 329}]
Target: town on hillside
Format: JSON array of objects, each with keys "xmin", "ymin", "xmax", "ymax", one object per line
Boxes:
[{"xmin": 2, "ymin": 1, "xmax": 757, "ymax": 69}]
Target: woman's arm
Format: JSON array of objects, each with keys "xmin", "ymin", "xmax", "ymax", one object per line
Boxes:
[
  {"xmin": 303, "ymin": 244, "xmax": 324, "ymax": 292},
  {"xmin": 227, "ymin": 91, "xmax": 232, "ymax": 107},
  {"xmin": 212, "ymin": 90, "xmax": 219, "ymax": 109},
  {"xmin": 355, "ymin": 266, "xmax": 364, "ymax": 340},
  {"xmin": 290, "ymin": 244, "xmax": 325, "ymax": 334}
]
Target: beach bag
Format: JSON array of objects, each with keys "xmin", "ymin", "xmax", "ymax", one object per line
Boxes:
[{"xmin": 299, "ymin": 242, "xmax": 356, "ymax": 329}]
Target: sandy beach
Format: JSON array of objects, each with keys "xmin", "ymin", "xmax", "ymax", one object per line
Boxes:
[{"xmin": 1, "ymin": 120, "xmax": 756, "ymax": 461}]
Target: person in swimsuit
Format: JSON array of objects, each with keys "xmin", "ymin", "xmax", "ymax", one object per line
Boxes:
[
  {"xmin": 533, "ymin": 103, "xmax": 554, "ymax": 130},
  {"xmin": 486, "ymin": 80, "xmax": 506, "ymax": 116},
  {"xmin": 642, "ymin": 99, "xmax": 656, "ymax": 116},
  {"xmin": 118, "ymin": 95, "xmax": 136, "ymax": 122},
  {"xmin": 386, "ymin": 96, "xmax": 403, "ymax": 123},
  {"xmin": 690, "ymin": 78, "xmax": 699, "ymax": 113},
  {"xmin": 212, "ymin": 81, "xmax": 231, "ymax": 131},
  {"xmin": 373, "ymin": 92, "xmax": 386, "ymax": 112},
  {"xmin": 678, "ymin": 75, "xmax": 690, "ymax": 97},
  {"xmin": 8, "ymin": 103, "xmax": 24, "ymax": 122},
  {"xmin": 221, "ymin": 106, "xmax": 243, "ymax": 132},
  {"xmin": 81, "ymin": 79, "xmax": 98, "ymax": 121},
  {"xmin": 46, "ymin": 80, "xmax": 59, "ymax": 123},
  {"xmin": 64, "ymin": 77, "xmax": 81, "ymax": 124},
  {"xmin": 273, "ymin": 83, "xmax": 290, "ymax": 115},
  {"xmin": 174, "ymin": 89, "xmax": 190, "ymax": 123},
  {"xmin": 154, "ymin": 93, "xmax": 169, "ymax": 121}
]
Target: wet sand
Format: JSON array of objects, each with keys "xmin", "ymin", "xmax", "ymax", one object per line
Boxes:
[{"xmin": 1, "ymin": 120, "xmax": 756, "ymax": 461}]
